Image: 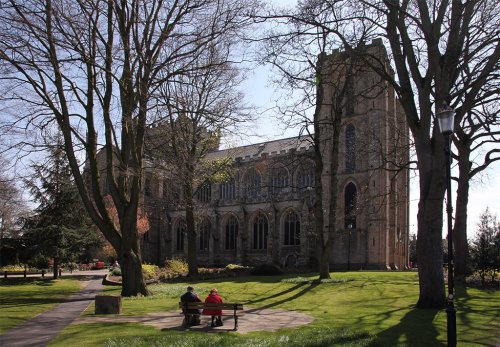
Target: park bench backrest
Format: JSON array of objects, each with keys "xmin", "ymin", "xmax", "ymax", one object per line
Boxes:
[{"xmin": 178, "ymin": 302, "xmax": 243, "ymax": 311}]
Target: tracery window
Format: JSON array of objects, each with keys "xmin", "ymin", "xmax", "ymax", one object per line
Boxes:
[
  {"xmin": 175, "ymin": 220, "xmax": 186, "ymax": 251},
  {"xmin": 297, "ymin": 164, "xmax": 315, "ymax": 190},
  {"xmin": 225, "ymin": 215, "xmax": 238, "ymax": 250},
  {"xmin": 245, "ymin": 168, "xmax": 261, "ymax": 198},
  {"xmin": 196, "ymin": 183, "xmax": 211, "ymax": 203},
  {"xmin": 284, "ymin": 210, "xmax": 300, "ymax": 246},
  {"xmin": 219, "ymin": 177, "xmax": 236, "ymax": 201},
  {"xmin": 345, "ymin": 124, "xmax": 356, "ymax": 173},
  {"xmin": 253, "ymin": 214, "xmax": 268, "ymax": 250},
  {"xmin": 271, "ymin": 166, "xmax": 289, "ymax": 195},
  {"xmin": 344, "ymin": 182, "xmax": 357, "ymax": 229},
  {"xmin": 199, "ymin": 218, "xmax": 210, "ymax": 251}
]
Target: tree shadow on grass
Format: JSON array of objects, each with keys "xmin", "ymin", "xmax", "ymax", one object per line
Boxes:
[
  {"xmin": 0, "ymin": 278, "xmax": 56, "ymax": 286},
  {"xmin": 245, "ymin": 282, "xmax": 320, "ymax": 311},
  {"xmin": 376, "ymin": 308, "xmax": 444, "ymax": 346},
  {"xmin": 243, "ymin": 283, "xmax": 308, "ymax": 306},
  {"xmin": 0, "ymin": 297, "xmax": 68, "ymax": 308}
]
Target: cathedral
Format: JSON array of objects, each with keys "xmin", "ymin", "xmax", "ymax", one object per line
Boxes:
[{"xmin": 140, "ymin": 39, "xmax": 410, "ymax": 270}]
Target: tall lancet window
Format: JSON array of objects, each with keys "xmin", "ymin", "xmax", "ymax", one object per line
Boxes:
[
  {"xmin": 284, "ymin": 210, "xmax": 300, "ymax": 246},
  {"xmin": 253, "ymin": 214, "xmax": 268, "ymax": 250},
  {"xmin": 344, "ymin": 182, "xmax": 357, "ymax": 229},
  {"xmin": 199, "ymin": 218, "xmax": 210, "ymax": 251},
  {"xmin": 345, "ymin": 124, "xmax": 356, "ymax": 173},
  {"xmin": 225, "ymin": 215, "xmax": 238, "ymax": 250}
]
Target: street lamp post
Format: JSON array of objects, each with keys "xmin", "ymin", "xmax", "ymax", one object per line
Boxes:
[{"xmin": 437, "ymin": 103, "xmax": 457, "ymax": 347}]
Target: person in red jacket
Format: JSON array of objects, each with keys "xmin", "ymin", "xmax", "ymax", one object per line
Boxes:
[{"xmin": 203, "ymin": 288, "xmax": 224, "ymax": 327}]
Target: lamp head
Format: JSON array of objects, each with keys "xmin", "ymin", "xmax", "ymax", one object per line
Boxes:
[{"xmin": 436, "ymin": 103, "xmax": 455, "ymax": 135}]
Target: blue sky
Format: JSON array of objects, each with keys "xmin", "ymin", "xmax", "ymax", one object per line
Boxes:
[{"xmin": 238, "ymin": 0, "xmax": 499, "ymax": 239}]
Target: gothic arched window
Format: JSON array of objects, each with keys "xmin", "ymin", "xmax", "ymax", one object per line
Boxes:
[
  {"xmin": 225, "ymin": 215, "xmax": 238, "ymax": 250},
  {"xmin": 175, "ymin": 219, "xmax": 186, "ymax": 251},
  {"xmin": 199, "ymin": 218, "xmax": 210, "ymax": 251},
  {"xmin": 219, "ymin": 177, "xmax": 236, "ymax": 201},
  {"xmin": 253, "ymin": 214, "xmax": 268, "ymax": 250},
  {"xmin": 271, "ymin": 166, "xmax": 289, "ymax": 195},
  {"xmin": 344, "ymin": 182, "xmax": 357, "ymax": 229},
  {"xmin": 196, "ymin": 183, "xmax": 211, "ymax": 203},
  {"xmin": 245, "ymin": 168, "xmax": 261, "ymax": 198},
  {"xmin": 297, "ymin": 164, "xmax": 315, "ymax": 190},
  {"xmin": 284, "ymin": 210, "xmax": 300, "ymax": 246},
  {"xmin": 345, "ymin": 124, "xmax": 356, "ymax": 173}
]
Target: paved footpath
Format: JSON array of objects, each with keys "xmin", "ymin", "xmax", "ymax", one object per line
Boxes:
[{"xmin": 0, "ymin": 272, "xmax": 105, "ymax": 347}]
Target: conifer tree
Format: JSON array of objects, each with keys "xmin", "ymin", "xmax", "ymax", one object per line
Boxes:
[
  {"xmin": 23, "ymin": 136, "xmax": 100, "ymax": 278},
  {"xmin": 470, "ymin": 208, "xmax": 500, "ymax": 286}
]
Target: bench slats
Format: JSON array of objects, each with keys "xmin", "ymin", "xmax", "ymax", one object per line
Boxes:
[{"xmin": 178, "ymin": 302, "xmax": 243, "ymax": 310}]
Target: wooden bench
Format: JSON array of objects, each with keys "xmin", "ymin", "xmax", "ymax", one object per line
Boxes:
[
  {"xmin": 179, "ymin": 302, "xmax": 244, "ymax": 330},
  {"xmin": 3, "ymin": 270, "xmax": 46, "ymax": 278}
]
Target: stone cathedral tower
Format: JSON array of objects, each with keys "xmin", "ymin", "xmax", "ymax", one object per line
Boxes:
[{"xmin": 318, "ymin": 39, "xmax": 409, "ymax": 270}]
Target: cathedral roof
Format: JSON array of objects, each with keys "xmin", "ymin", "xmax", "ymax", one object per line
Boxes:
[{"xmin": 206, "ymin": 135, "xmax": 313, "ymax": 162}]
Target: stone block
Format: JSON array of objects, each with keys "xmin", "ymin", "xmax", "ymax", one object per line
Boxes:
[{"xmin": 95, "ymin": 295, "xmax": 122, "ymax": 314}]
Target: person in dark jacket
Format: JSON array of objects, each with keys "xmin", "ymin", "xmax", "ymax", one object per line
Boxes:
[
  {"xmin": 203, "ymin": 288, "xmax": 224, "ymax": 327},
  {"xmin": 180, "ymin": 286, "xmax": 202, "ymax": 326}
]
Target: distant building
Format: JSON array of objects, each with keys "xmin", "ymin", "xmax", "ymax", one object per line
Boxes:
[{"xmin": 137, "ymin": 39, "xmax": 410, "ymax": 270}]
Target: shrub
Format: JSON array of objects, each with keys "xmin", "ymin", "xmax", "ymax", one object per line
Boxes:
[
  {"xmin": 0, "ymin": 264, "xmax": 26, "ymax": 272},
  {"xmin": 225, "ymin": 263, "xmax": 249, "ymax": 271},
  {"xmin": 27, "ymin": 254, "xmax": 50, "ymax": 270},
  {"xmin": 142, "ymin": 264, "xmax": 159, "ymax": 281},
  {"xmin": 110, "ymin": 267, "xmax": 122, "ymax": 276},
  {"xmin": 251, "ymin": 263, "xmax": 284, "ymax": 276},
  {"xmin": 165, "ymin": 258, "xmax": 188, "ymax": 274},
  {"xmin": 224, "ymin": 264, "xmax": 251, "ymax": 275},
  {"xmin": 157, "ymin": 258, "xmax": 188, "ymax": 282}
]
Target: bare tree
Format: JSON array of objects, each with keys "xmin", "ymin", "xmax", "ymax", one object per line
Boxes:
[
  {"xmin": 0, "ymin": 159, "xmax": 27, "ymax": 264},
  {"xmin": 266, "ymin": 0, "xmax": 499, "ymax": 309},
  {"xmin": 261, "ymin": 3, "xmax": 406, "ymax": 278},
  {"xmin": 147, "ymin": 45, "xmax": 252, "ymax": 276},
  {"xmin": 0, "ymin": 0, "xmax": 258, "ymax": 296},
  {"xmin": 453, "ymin": 102, "xmax": 500, "ymax": 279}
]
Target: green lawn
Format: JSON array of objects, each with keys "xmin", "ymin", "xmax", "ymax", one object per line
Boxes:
[
  {"xmin": 0, "ymin": 277, "xmax": 82, "ymax": 333},
  {"xmin": 56, "ymin": 272, "xmax": 500, "ymax": 346},
  {"xmin": 1, "ymin": 272, "xmax": 498, "ymax": 346}
]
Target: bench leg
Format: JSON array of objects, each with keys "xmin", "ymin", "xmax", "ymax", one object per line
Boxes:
[{"xmin": 234, "ymin": 315, "xmax": 238, "ymax": 331}]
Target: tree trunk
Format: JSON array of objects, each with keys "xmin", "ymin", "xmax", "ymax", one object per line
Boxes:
[
  {"xmin": 313, "ymin": 57, "xmax": 329, "ymax": 280},
  {"xmin": 319, "ymin": 244, "xmax": 331, "ymax": 279},
  {"xmin": 415, "ymin": 141, "xmax": 446, "ymax": 308},
  {"xmin": 454, "ymin": 145, "xmax": 471, "ymax": 281},
  {"xmin": 120, "ymin": 250, "xmax": 149, "ymax": 296},
  {"xmin": 120, "ymin": 215, "xmax": 149, "ymax": 296},
  {"xmin": 186, "ymin": 203, "xmax": 198, "ymax": 277},
  {"xmin": 0, "ymin": 224, "xmax": 4, "ymax": 265},
  {"xmin": 53, "ymin": 257, "xmax": 59, "ymax": 279}
]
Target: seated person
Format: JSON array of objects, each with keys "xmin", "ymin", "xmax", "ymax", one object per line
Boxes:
[
  {"xmin": 203, "ymin": 288, "xmax": 224, "ymax": 327},
  {"xmin": 180, "ymin": 286, "xmax": 202, "ymax": 326}
]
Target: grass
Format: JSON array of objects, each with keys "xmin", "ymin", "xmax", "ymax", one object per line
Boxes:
[
  {"xmin": 0, "ymin": 277, "xmax": 82, "ymax": 334},
  {"xmin": 2, "ymin": 272, "xmax": 498, "ymax": 346}
]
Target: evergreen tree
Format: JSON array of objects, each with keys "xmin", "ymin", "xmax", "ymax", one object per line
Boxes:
[
  {"xmin": 23, "ymin": 137, "xmax": 100, "ymax": 278},
  {"xmin": 469, "ymin": 208, "xmax": 500, "ymax": 286}
]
